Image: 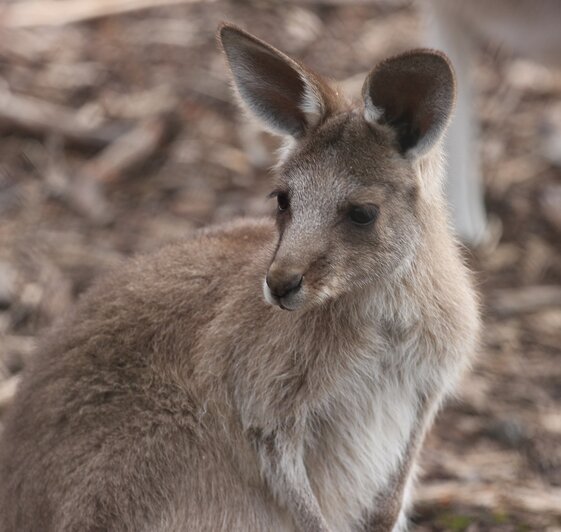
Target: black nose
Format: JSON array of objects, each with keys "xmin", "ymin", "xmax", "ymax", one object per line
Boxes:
[{"xmin": 266, "ymin": 272, "xmax": 303, "ymax": 299}]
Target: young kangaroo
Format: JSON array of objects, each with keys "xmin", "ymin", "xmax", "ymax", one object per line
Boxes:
[{"xmin": 0, "ymin": 24, "xmax": 479, "ymax": 532}]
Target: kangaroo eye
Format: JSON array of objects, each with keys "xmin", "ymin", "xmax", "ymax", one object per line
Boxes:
[
  {"xmin": 348, "ymin": 204, "xmax": 379, "ymax": 226},
  {"xmin": 276, "ymin": 192, "xmax": 290, "ymax": 212}
]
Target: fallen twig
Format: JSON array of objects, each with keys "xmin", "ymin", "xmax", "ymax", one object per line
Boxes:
[
  {"xmin": 488, "ymin": 286, "xmax": 561, "ymax": 317},
  {"xmin": 417, "ymin": 481, "xmax": 561, "ymax": 516},
  {"xmin": 79, "ymin": 115, "xmax": 169, "ymax": 184},
  {"xmin": 0, "ymin": 0, "xmax": 215, "ymax": 28},
  {"xmin": 0, "ymin": 88, "xmax": 129, "ymax": 148},
  {"xmin": 540, "ymin": 185, "xmax": 561, "ymax": 233},
  {"xmin": 59, "ymin": 115, "xmax": 171, "ymax": 223}
]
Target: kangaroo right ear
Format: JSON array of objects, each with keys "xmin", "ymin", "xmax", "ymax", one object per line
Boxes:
[
  {"xmin": 218, "ymin": 23, "xmax": 338, "ymax": 138},
  {"xmin": 362, "ymin": 50, "xmax": 456, "ymax": 159}
]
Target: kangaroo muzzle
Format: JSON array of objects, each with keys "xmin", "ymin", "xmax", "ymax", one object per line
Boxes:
[{"xmin": 264, "ymin": 263, "xmax": 305, "ymax": 311}]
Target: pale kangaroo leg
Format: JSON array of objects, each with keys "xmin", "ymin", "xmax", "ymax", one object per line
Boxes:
[{"xmin": 423, "ymin": 3, "xmax": 488, "ymax": 245}]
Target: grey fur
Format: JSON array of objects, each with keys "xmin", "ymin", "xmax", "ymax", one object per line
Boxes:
[{"xmin": 0, "ymin": 25, "xmax": 479, "ymax": 532}]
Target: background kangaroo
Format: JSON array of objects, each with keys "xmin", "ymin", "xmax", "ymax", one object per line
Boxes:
[
  {"xmin": 423, "ymin": 0, "xmax": 561, "ymax": 245},
  {"xmin": 0, "ymin": 24, "xmax": 479, "ymax": 532}
]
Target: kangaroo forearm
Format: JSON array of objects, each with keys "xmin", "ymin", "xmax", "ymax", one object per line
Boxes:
[
  {"xmin": 249, "ymin": 427, "xmax": 331, "ymax": 532},
  {"xmin": 282, "ymin": 483, "xmax": 331, "ymax": 532},
  {"xmin": 361, "ymin": 397, "xmax": 437, "ymax": 532},
  {"xmin": 361, "ymin": 479, "xmax": 409, "ymax": 532},
  {"xmin": 360, "ymin": 451, "xmax": 414, "ymax": 532}
]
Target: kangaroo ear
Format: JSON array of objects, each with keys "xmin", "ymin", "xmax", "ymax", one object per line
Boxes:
[
  {"xmin": 362, "ymin": 50, "xmax": 455, "ymax": 158},
  {"xmin": 218, "ymin": 23, "xmax": 338, "ymax": 138}
]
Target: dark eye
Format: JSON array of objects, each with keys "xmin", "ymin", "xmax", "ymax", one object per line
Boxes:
[
  {"xmin": 276, "ymin": 192, "xmax": 290, "ymax": 212},
  {"xmin": 348, "ymin": 204, "xmax": 379, "ymax": 226}
]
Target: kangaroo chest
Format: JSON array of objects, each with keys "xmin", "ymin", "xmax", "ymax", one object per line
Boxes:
[{"xmin": 305, "ymin": 337, "xmax": 434, "ymax": 532}]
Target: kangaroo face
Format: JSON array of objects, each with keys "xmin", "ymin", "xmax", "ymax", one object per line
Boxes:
[
  {"xmin": 264, "ymin": 113, "xmax": 421, "ymax": 311},
  {"xmin": 219, "ymin": 25, "xmax": 455, "ymax": 312}
]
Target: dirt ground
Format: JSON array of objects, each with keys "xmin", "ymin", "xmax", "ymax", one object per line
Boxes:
[{"xmin": 0, "ymin": 1, "xmax": 560, "ymax": 530}]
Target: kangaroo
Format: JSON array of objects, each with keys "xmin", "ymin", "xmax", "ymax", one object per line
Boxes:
[
  {"xmin": 423, "ymin": 0, "xmax": 561, "ymax": 245},
  {"xmin": 0, "ymin": 24, "xmax": 479, "ymax": 532}
]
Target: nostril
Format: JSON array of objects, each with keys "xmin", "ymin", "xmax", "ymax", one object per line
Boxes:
[{"xmin": 266, "ymin": 273, "xmax": 303, "ymax": 298}]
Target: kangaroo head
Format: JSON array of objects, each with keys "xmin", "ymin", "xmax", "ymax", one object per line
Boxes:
[{"xmin": 219, "ymin": 24, "xmax": 456, "ymax": 311}]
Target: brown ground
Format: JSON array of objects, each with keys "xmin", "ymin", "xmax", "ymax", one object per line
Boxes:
[{"xmin": 0, "ymin": 1, "xmax": 560, "ymax": 531}]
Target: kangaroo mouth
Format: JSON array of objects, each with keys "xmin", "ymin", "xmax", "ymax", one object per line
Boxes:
[
  {"xmin": 276, "ymin": 296, "xmax": 300, "ymax": 311},
  {"xmin": 262, "ymin": 278, "xmax": 304, "ymax": 311}
]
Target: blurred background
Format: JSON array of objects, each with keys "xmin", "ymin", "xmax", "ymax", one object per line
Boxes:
[{"xmin": 0, "ymin": 0, "xmax": 560, "ymax": 530}]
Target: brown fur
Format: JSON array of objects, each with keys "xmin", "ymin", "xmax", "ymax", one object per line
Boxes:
[{"xmin": 0, "ymin": 25, "xmax": 479, "ymax": 532}]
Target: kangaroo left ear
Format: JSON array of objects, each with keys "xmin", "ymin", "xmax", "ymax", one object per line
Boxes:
[
  {"xmin": 219, "ymin": 23, "xmax": 339, "ymax": 139},
  {"xmin": 362, "ymin": 50, "xmax": 456, "ymax": 159}
]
